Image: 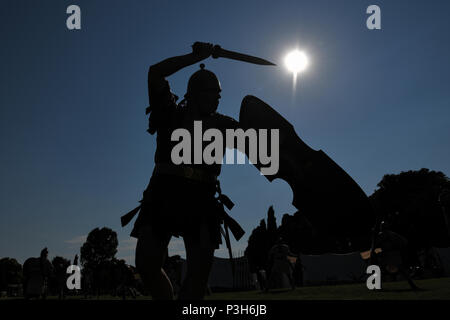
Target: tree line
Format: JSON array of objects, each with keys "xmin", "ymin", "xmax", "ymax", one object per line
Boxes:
[{"xmin": 245, "ymin": 168, "xmax": 450, "ymax": 279}]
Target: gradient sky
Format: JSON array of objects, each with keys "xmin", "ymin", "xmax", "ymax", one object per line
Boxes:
[{"xmin": 1, "ymin": 0, "xmax": 449, "ymax": 266}]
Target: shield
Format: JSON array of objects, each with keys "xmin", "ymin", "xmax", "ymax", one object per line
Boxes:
[{"xmin": 239, "ymin": 95, "xmax": 376, "ymax": 254}]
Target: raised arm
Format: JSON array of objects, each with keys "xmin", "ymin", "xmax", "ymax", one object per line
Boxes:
[
  {"xmin": 148, "ymin": 42, "xmax": 214, "ymax": 81},
  {"xmin": 146, "ymin": 43, "xmax": 215, "ymax": 133}
]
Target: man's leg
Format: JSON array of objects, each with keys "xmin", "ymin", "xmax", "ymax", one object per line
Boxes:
[
  {"xmin": 399, "ymin": 267, "xmax": 420, "ymax": 290},
  {"xmin": 287, "ymin": 269, "xmax": 295, "ymax": 290},
  {"xmin": 178, "ymin": 223, "xmax": 215, "ymax": 300},
  {"xmin": 135, "ymin": 225, "xmax": 173, "ymax": 300},
  {"xmin": 265, "ymin": 268, "xmax": 275, "ymax": 293}
]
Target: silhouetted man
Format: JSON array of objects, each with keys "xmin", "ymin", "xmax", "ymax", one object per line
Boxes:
[
  {"xmin": 293, "ymin": 256, "xmax": 304, "ymax": 287},
  {"xmin": 373, "ymin": 221, "xmax": 420, "ymax": 290},
  {"xmin": 266, "ymin": 238, "xmax": 296, "ymax": 291},
  {"xmin": 130, "ymin": 42, "xmax": 239, "ymax": 300},
  {"xmin": 23, "ymin": 248, "xmax": 53, "ymax": 299}
]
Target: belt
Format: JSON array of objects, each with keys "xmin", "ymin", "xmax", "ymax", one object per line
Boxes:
[{"xmin": 153, "ymin": 163, "xmax": 218, "ymax": 184}]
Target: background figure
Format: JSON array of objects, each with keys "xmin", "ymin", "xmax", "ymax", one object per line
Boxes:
[
  {"xmin": 372, "ymin": 221, "xmax": 420, "ymax": 290},
  {"xmin": 265, "ymin": 238, "xmax": 296, "ymax": 291},
  {"xmin": 293, "ymin": 256, "xmax": 304, "ymax": 287},
  {"xmin": 23, "ymin": 248, "xmax": 53, "ymax": 299},
  {"xmin": 256, "ymin": 269, "xmax": 267, "ymax": 291}
]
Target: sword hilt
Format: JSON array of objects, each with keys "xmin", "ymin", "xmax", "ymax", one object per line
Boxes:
[{"xmin": 212, "ymin": 45, "xmax": 221, "ymax": 59}]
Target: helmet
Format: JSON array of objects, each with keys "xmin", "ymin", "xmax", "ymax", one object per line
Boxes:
[{"xmin": 185, "ymin": 64, "xmax": 221, "ymax": 98}]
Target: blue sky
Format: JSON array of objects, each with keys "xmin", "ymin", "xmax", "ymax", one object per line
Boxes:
[{"xmin": 1, "ymin": 0, "xmax": 449, "ymax": 265}]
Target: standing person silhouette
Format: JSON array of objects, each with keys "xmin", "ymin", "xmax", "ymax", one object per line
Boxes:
[
  {"xmin": 125, "ymin": 42, "xmax": 240, "ymax": 300},
  {"xmin": 266, "ymin": 238, "xmax": 296, "ymax": 291}
]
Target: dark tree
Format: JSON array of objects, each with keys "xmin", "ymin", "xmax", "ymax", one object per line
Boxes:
[
  {"xmin": 370, "ymin": 168, "xmax": 450, "ymax": 249},
  {"xmin": 50, "ymin": 256, "xmax": 71, "ymax": 298},
  {"xmin": 245, "ymin": 206, "xmax": 281, "ymax": 274},
  {"xmin": 278, "ymin": 213, "xmax": 297, "ymax": 252},
  {"xmin": 278, "ymin": 210, "xmax": 317, "ymax": 254},
  {"xmin": 80, "ymin": 227, "xmax": 118, "ymax": 296},
  {"xmin": 51, "ymin": 256, "xmax": 71, "ymax": 271},
  {"xmin": 80, "ymin": 227, "xmax": 118, "ymax": 270},
  {"xmin": 113, "ymin": 259, "xmax": 138, "ymax": 299},
  {"xmin": 245, "ymin": 219, "xmax": 269, "ymax": 273},
  {"xmin": 267, "ymin": 206, "xmax": 278, "ymax": 243},
  {"xmin": 0, "ymin": 258, "xmax": 22, "ymax": 293}
]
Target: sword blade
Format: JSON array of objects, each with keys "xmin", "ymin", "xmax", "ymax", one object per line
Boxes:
[{"xmin": 215, "ymin": 47, "xmax": 276, "ymax": 66}]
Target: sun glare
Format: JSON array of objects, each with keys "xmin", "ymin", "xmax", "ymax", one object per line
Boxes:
[{"xmin": 285, "ymin": 50, "xmax": 308, "ymax": 74}]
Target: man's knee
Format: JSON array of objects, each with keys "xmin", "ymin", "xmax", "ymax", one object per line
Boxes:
[
  {"xmin": 184, "ymin": 224, "xmax": 215, "ymax": 261},
  {"xmin": 182, "ymin": 243, "xmax": 215, "ymax": 289},
  {"xmin": 135, "ymin": 226, "xmax": 170, "ymax": 274}
]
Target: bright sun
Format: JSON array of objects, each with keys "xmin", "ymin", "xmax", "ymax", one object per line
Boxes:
[{"xmin": 285, "ymin": 50, "xmax": 308, "ymax": 74}]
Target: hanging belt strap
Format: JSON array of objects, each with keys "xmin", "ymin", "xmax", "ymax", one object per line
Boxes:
[
  {"xmin": 216, "ymin": 181, "xmax": 246, "ymax": 283},
  {"xmin": 120, "ymin": 178, "xmax": 246, "ymax": 244},
  {"xmin": 120, "ymin": 201, "xmax": 142, "ymax": 227},
  {"xmin": 216, "ymin": 181, "xmax": 245, "ymax": 241}
]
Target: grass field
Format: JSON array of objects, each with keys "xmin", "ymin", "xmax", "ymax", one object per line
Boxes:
[
  {"xmin": 207, "ymin": 277, "xmax": 450, "ymax": 300},
  {"xmin": 2, "ymin": 277, "xmax": 449, "ymax": 300}
]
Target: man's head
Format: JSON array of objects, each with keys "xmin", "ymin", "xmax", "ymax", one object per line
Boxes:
[
  {"xmin": 185, "ymin": 64, "xmax": 221, "ymax": 115},
  {"xmin": 40, "ymin": 247, "xmax": 48, "ymax": 258}
]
